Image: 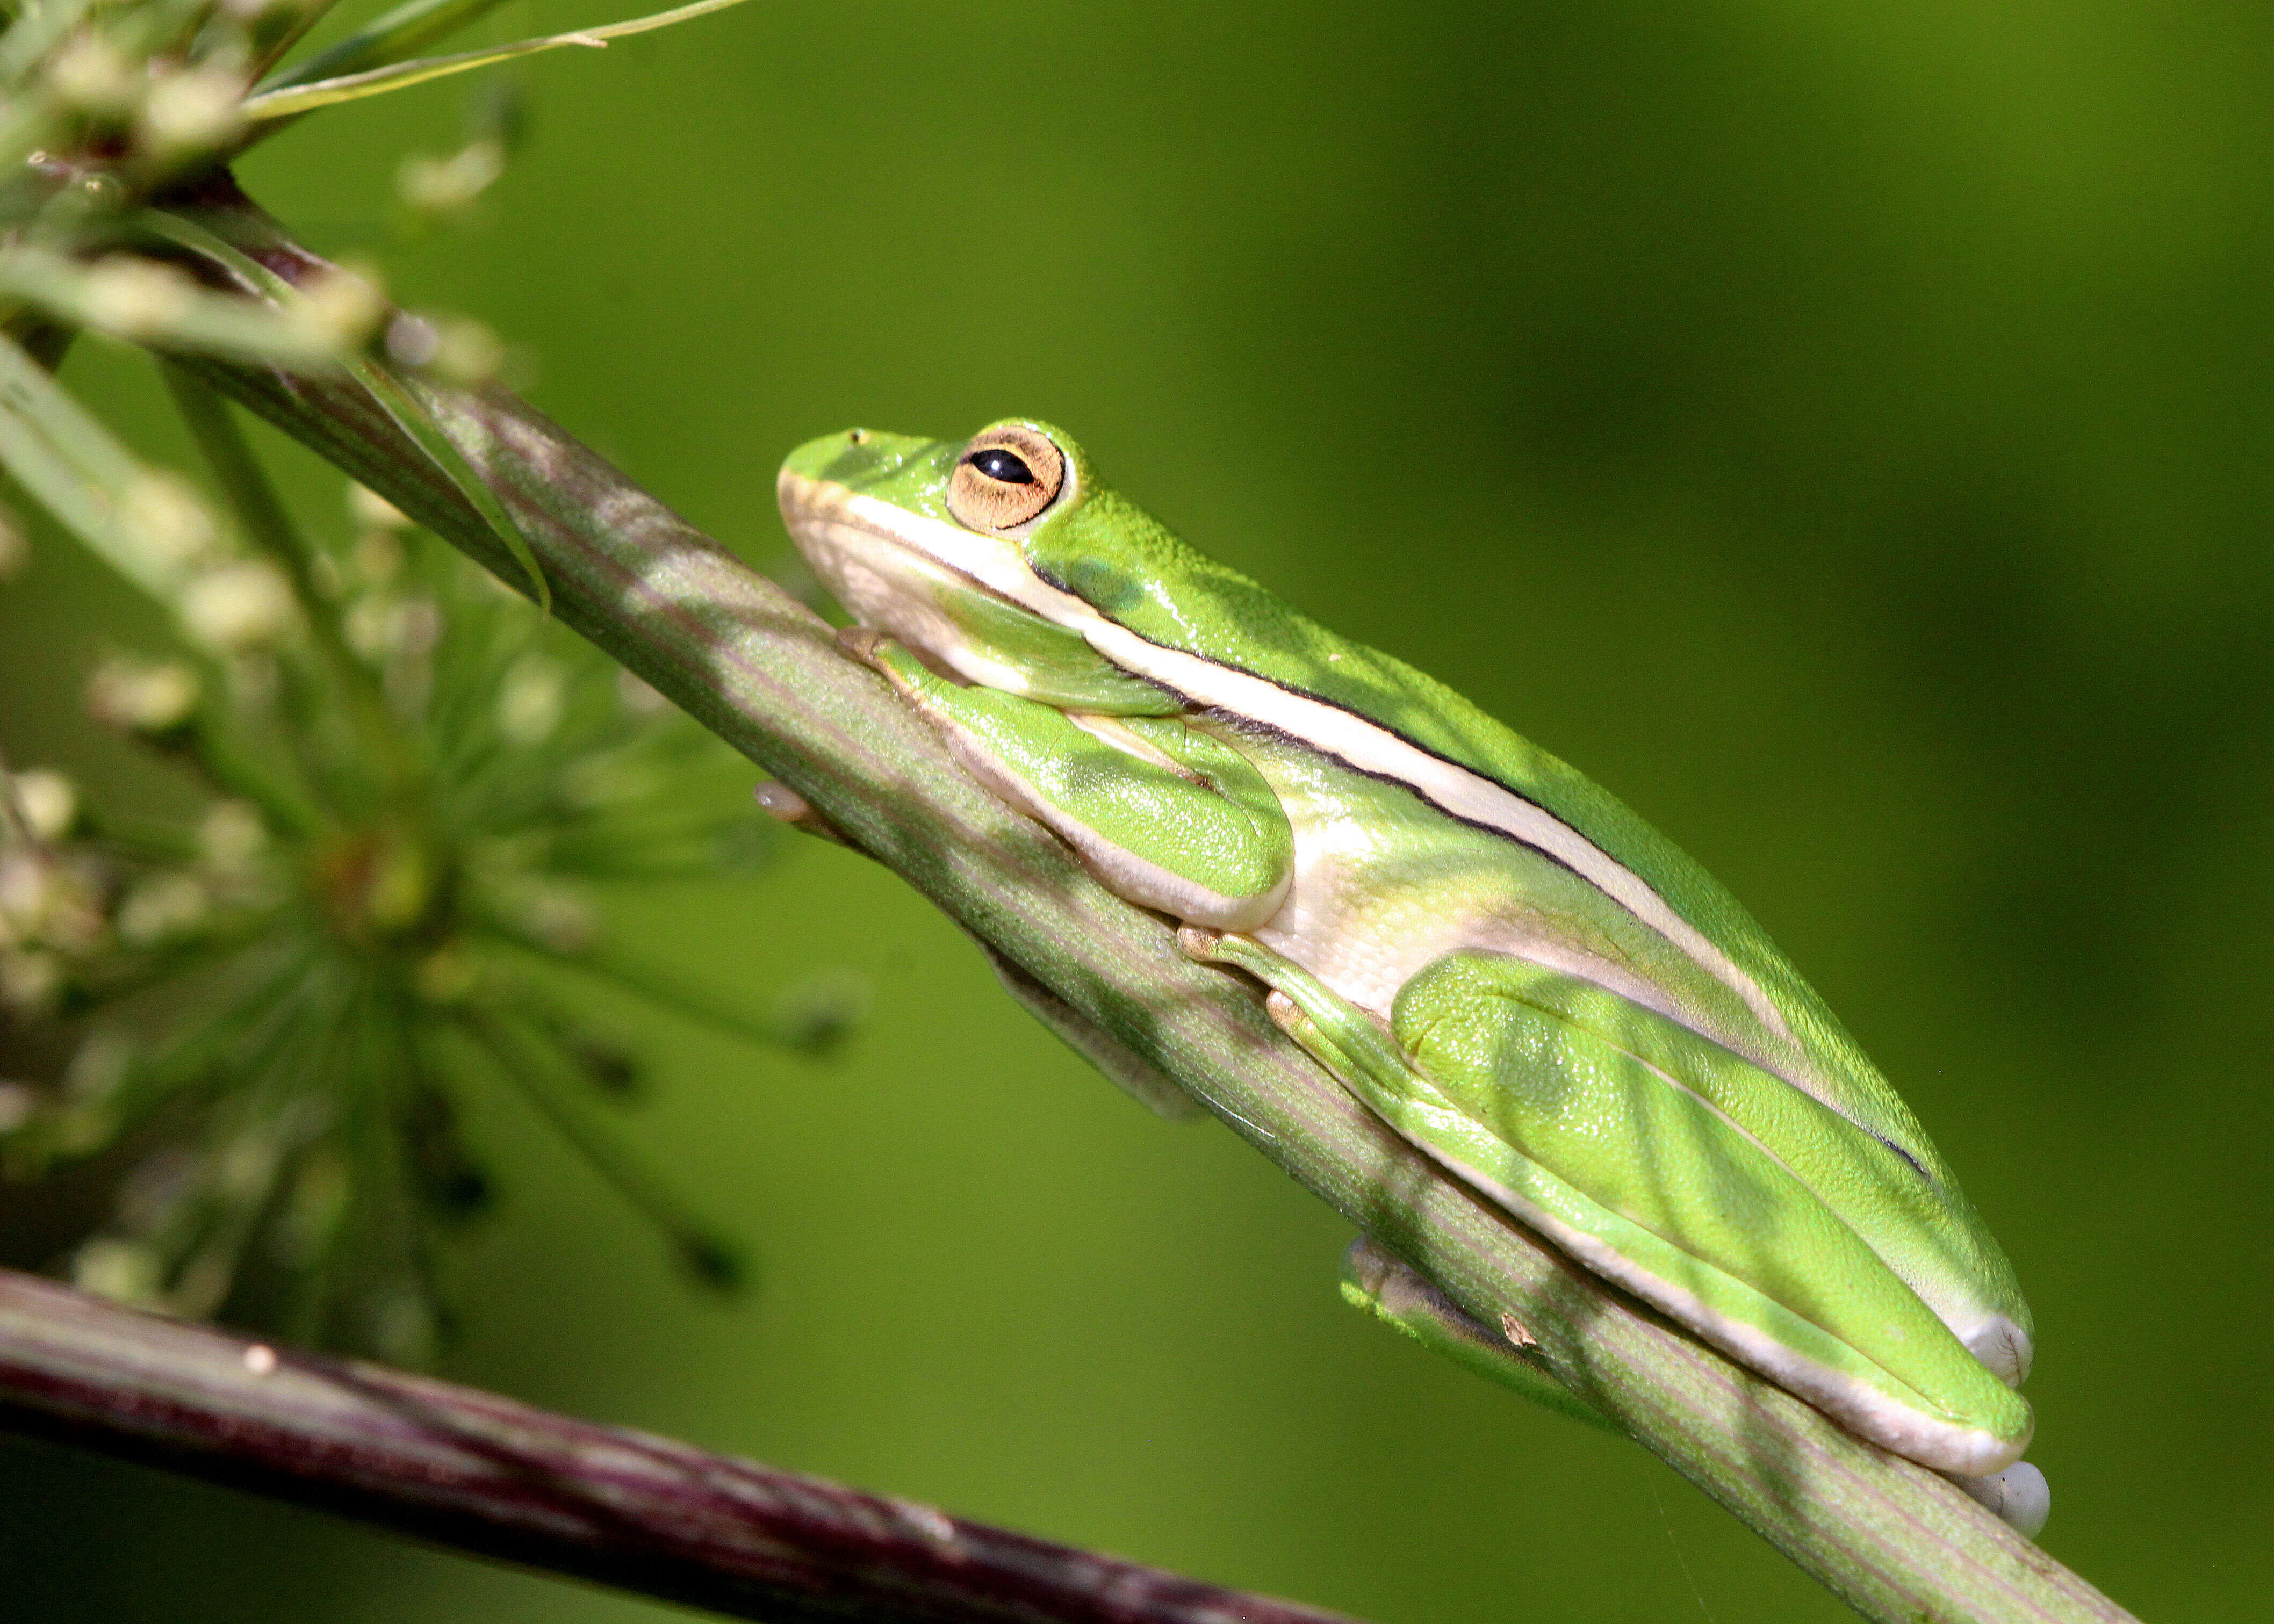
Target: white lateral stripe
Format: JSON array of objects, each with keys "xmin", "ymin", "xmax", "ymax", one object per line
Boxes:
[
  {"xmin": 1083, "ymin": 619, "xmax": 1796, "ymax": 1039},
  {"xmin": 800, "ymin": 481, "xmax": 1791, "ymax": 1041}
]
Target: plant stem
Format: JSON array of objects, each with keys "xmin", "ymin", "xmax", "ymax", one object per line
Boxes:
[
  {"xmin": 480, "ymin": 915, "xmax": 804, "ymax": 1050},
  {"xmin": 0, "ymin": 1267, "xmax": 1359, "ymax": 1624},
  {"xmin": 131, "ymin": 170, "xmax": 2137, "ymax": 1624},
  {"xmin": 450, "ymin": 1000, "xmax": 740, "ymax": 1281}
]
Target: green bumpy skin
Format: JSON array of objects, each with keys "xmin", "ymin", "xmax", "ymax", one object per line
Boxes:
[{"xmin": 776, "ymin": 420, "xmax": 2041, "ymax": 1486}]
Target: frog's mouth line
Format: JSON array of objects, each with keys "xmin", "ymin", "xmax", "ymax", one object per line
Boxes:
[
  {"xmin": 778, "ymin": 469, "xmax": 1110, "ymax": 702},
  {"xmin": 777, "ymin": 469, "xmax": 1083, "ymax": 622}
]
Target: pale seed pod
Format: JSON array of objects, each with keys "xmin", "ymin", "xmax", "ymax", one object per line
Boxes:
[
  {"xmin": 139, "ymin": 66, "xmax": 248, "ymax": 158},
  {"xmin": 81, "ymin": 259, "xmax": 199, "ymax": 341},
  {"xmin": 86, "ymin": 656, "xmax": 200, "ymax": 734},
  {"xmin": 180, "ymin": 558, "xmax": 297, "ymax": 651},
  {"xmin": 6, "ymin": 769, "xmax": 78, "ymax": 842}
]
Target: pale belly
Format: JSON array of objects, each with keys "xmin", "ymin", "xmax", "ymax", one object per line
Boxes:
[
  {"xmin": 1232, "ymin": 737, "xmax": 1759, "ymax": 1052},
  {"xmin": 1250, "ymin": 799, "xmax": 1694, "ymax": 1027}
]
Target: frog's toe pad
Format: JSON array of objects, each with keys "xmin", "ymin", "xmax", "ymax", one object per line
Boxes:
[
  {"xmin": 1176, "ymin": 925, "xmax": 1226, "ymax": 961},
  {"xmin": 753, "ymin": 780, "xmax": 814, "ymax": 824},
  {"xmin": 1949, "ymin": 1459, "xmax": 2050, "ymax": 1539},
  {"xmin": 1964, "ymin": 1316, "xmax": 2035, "ymax": 1388},
  {"xmin": 752, "ymin": 780, "xmax": 858, "ymax": 848},
  {"xmin": 1263, "ymin": 990, "xmax": 1308, "ymax": 1036}
]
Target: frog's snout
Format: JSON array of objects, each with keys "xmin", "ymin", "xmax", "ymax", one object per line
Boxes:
[{"xmin": 778, "ymin": 427, "xmax": 934, "ymax": 489}]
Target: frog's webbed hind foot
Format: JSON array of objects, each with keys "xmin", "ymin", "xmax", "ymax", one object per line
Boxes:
[{"xmin": 752, "ymin": 779, "xmax": 862, "ymax": 851}]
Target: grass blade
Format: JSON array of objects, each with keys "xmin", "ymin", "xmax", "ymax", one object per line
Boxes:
[
  {"xmin": 0, "ymin": 330, "xmax": 184, "ymax": 594},
  {"xmin": 243, "ymin": 0, "xmax": 752, "ymax": 121},
  {"xmin": 257, "ymin": 0, "xmax": 520, "ymax": 92},
  {"xmin": 355, "ymin": 359, "xmax": 550, "ymax": 614}
]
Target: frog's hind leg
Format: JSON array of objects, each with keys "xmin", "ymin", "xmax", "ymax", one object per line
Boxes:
[
  {"xmin": 1386, "ymin": 949, "xmax": 2035, "ymax": 1479},
  {"xmin": 1179, "ymin": 928, "xmax": 1619, "ymax": 1434},
  {"xmin": 1176, "ymin": 927, "xmax": 1425, "ymax": 1116}
]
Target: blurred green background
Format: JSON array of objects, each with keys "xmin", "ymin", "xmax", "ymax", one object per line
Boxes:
[{"xmin": 4, "ymin": 2, "xmax": 2271, "ymax": 1619}]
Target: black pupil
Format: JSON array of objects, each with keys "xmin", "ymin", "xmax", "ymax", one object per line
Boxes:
[{"xmin": 968, "ymin": 447, "xmax": 1035, "ymax": 485}]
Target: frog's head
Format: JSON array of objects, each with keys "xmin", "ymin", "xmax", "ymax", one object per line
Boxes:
[{"xmin": 778, "ymin": 420, "xmax": 1206, "ymax": 712}]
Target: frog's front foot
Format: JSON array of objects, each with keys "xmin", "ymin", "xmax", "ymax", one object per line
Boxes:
[
  {"xmin": 1176, "ymin": 927, "xmax": 1297, "ymax": 1033},
  {"xmin": 837, "ymin": 626, "xmax": 945, "ymax": 710},
  {"xmin": 1262, "ymin": 989, "xmax": 1309, "ymax": 1038}
]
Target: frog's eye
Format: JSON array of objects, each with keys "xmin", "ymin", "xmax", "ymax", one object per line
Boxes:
[{"xmin": 948, "ymin": 425, "xmax": 1066, "ymax": 532}]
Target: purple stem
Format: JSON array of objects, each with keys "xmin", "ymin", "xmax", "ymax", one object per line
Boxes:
[{"xmin": 0, "ymin": 1267, "xmax": 1356, "ymax": 1624}]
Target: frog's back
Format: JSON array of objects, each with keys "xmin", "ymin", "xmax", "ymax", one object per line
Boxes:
[{"xmin": 1044, "ymin": 493, "xmax": 1882, "ymax": 1102}]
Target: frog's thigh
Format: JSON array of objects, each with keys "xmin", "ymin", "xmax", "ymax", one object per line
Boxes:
[
  {"xmin": 883, "ymin": 647, "xmax": 1291, "ymax": 929},
  {"xmin": 1386, "ymin": 951, "xmax": 2033, "ymax": 1469},
  {"xmin": 1387, "ymin": 949, "xmax": 1862, "ymax": 1318},
  {"xmin": 1185, "ymin": 934, "xmax": 1622, "ymax": 1435}
]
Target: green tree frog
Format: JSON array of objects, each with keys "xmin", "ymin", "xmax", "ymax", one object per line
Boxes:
[{"xmin": 776, "ymin": 420, "xmax": 2040, "ymax": 1492}]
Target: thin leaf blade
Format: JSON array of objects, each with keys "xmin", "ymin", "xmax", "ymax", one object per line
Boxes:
[
  {"xmin": 257, "ymin": 0, "xmax": 521, "ymax": 92},
  {"xmin": 0, "ymin": 331, "xmax": 195, "ymax": 595},
  {"xmin": 134, "ymin": 210, "xmax": 550, "ymax": 611},
  {"xmin": 244, "ymin": 0, "xmax": 751, "ymax": 121},
  {"xmin": 0, "ymin": 251, "xmax": 346, "ymax": 369}
]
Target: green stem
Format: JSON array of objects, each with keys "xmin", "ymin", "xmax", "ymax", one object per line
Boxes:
[
  {"xmin": 0, "ymin": 739, "xmax": 31, "ymax": 846},
  {"xmin": 243, "ymin": 0, "xmax": 344, "ymax": 82},
  {"xmin": 451, "ymin": 1001, "xmax": 742, "ymax": 1286},
  {"xmin": 478, "ymin": 914, "xmax": 801, "ymax": 1051},
  {"xmin": 254, "ymin": 0, "xmax": 520, "ymax": 93},
  {"xmin": 168, "ymin": 709, "xmax": 321, "ymax": 839}
]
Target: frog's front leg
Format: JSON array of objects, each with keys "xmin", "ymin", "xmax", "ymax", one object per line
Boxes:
[{"xmin": 854, "ymin": 633, "xmax": 1293, "ymax": 929}]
